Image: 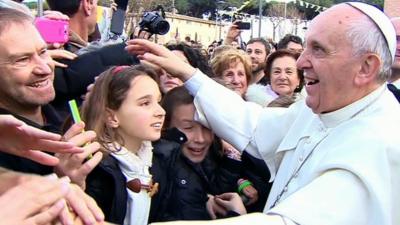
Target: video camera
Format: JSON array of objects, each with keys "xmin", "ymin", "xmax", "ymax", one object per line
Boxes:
[{"xmin": 139, "ymin": 6, "xmax": 170, "ymax": 35}]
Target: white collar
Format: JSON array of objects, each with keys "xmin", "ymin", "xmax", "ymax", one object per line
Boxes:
[
  {"xmin": 319, "ymin": 85, "xmax": 386, "ymax": 128},
  {"xmin": 110, "ymin": 141, "xmax": 153, "ymax": 183}
]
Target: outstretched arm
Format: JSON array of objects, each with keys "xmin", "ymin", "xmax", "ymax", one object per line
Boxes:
[
  {"xmin": 0, "ymin": 115, "xmax": 82, "ymax": 166},
  {"xmin": 125, "ymin": 39, "xmax": 196, "ymax": 81}
]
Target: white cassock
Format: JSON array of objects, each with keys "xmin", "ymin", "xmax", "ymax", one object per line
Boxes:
[{"xmin": 184, "ymin": 70, "xmax": 400, "ymax": 225}]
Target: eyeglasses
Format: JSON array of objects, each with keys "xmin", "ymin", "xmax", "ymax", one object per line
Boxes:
[{"xmin": 0, "ymin": 48, "xmax": 50, "ymax": 68}]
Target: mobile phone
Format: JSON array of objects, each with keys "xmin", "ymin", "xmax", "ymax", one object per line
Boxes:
[
  {"xmin": 35, "ymin": 17, "xmax": 69, "ymax": 44},
  {"xmin": 235, "ymin": 21, "xmax": 251, "ymax": 30},
  {"xmin": 110, "ymin": 8, "xmax": 126, "ymax": 35},
  {"xmin": 68, "ymin": 99, "xmax": 93, "ymax": 159}
]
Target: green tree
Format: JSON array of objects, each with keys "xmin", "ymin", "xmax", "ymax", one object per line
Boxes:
[
  {"xmin": 175, "ymin": 0, "xmax": 190, "ymax": 13},
  {"xmin": 226, "ymin": 0, "xmax": 246, "ymax": 8},
  {"xmin": 185, "ymin": 0, "xmax": 216, "ymax": 18}
]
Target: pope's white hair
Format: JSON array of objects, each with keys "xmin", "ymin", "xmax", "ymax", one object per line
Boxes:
[{"xmin": 346, "ymin": 14, "xmax": 393, "ymax": 82}]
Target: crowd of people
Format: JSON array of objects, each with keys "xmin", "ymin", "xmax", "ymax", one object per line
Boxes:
[{"xmin": 0, "ymin": 0, "xmax": 399, "ymax": 225}]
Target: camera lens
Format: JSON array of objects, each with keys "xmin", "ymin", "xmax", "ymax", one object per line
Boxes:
[
  {"xmin": 154, "ymin": 20, "xmax": 170, "ymax": 35},
  {"xmin": 139, "ymin": 11, "xmax": 170, "ymax": 35}
]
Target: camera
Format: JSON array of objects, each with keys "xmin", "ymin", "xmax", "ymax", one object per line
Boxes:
[
  {"xmin": 139, "ymin": 11, "xmax": 170, "ymax": 35},
  {"xmin": 235, "ymin": 21, "xmax": 251, "ymax": 30}
]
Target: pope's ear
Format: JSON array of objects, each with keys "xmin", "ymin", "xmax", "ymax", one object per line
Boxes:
[
  {"xmin": 106, "ymin": 108, "xmax": 119, "ymax": 128},
  {"xmin": 354, "ymin": 53, "xmax": 381, "ymax": 86}
]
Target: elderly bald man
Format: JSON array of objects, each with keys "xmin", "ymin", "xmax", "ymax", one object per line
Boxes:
[{"xmin": 126, "ymin": 2, "xmax": 399, "ymax": 225}]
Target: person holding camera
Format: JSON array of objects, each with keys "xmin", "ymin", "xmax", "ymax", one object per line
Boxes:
[{"xmin": 224, "ymin": 22, "xmax": 271, "ymax": 85}]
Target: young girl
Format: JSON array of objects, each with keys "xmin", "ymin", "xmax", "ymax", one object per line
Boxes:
[{"xmin": 80, "ymin": 65, "xmax": 165, "ymax": 225}]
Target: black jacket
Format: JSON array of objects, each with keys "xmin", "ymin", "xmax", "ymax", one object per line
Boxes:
[
  {"xmin": 388, "ymin": 83, "xmax": 400, "ymax": 103},
  {"xmin": 151, "ymin": 135, "xmax": 241, "ymax": 221},
  {"xmin": 240, "ymin": 151, "xmax": 272, "ymax": 212}
]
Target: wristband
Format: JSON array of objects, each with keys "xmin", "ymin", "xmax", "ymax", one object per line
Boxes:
[{"xmin": 238, "ymin": 180, "xmax": 252, "ymax": 194}]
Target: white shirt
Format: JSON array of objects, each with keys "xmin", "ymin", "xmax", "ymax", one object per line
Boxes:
[
  {"xmin": 185, "ymin": 70, "xmax": 400, "ymax": 225},
  {"xmin": 111, "ymin": 141, "xmax": 153, "ymax": 225}
]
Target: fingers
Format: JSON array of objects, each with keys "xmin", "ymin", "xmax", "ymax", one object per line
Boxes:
[
  {"xmin": 242, "ymin": 186, "xmax": 258, "ymax": 199},
  {"xmin": 214, "ymin": 196, "xmax": 231, "ymax": 208},
  {"xmin": 0, "ymin": 114, "xmax": 24, "ymax": 127},
  {"xmin": 63, "ymin": 122, "xmax": 86, "ymax": 141},
  {"xmin": 67, "ymin": 131, "xmax": 97, "ymax": 148},
  {"xmin": 53, "ymin": 60, "xmax": 69, "ymax": 68},
  {"xmin": 76, "ymin": 150, "xmax": 103, "ymax": 182},
  {"xmin": 43, "ymin": 10, "xmax": 69, "ymax": 21},
  {"xmin": 18, "ymin": 122, "xmax": 63, "ymax": 141},
  {"xmin": 126, "ymin": 39, "xmax": 168, "ymax": 57},
  {"xmin": 125, "ymin": 39, "xmax": 197, "ymax": 81},
  {"xmin": 66, "ymin": 185, "xmax": 105, "ymax": 225},
  {"xmin": 26, "ymin": 177, "xmax": 71, "ymax": 211},
  {"xmin": 23, "ymin": 199, "xmax": 66, "ymax": 225},
  {"xmin": 216, "ymin": 192, "xmax": 236, "ymax": 200},
  {"xmin": 215, "ymin": 193, "xmax": 246, "ymax": 215},
  {"xmin": 0, "ymin": 171, "xmax": 38, "ymax": 194},
  {"xmin": 111, "ymin": 4, "xmax": 118, "ymax": 11},
  {"xmin": 7, "ymin": 176, "xmax": 71, "ymax": 219},
  {"xmin": 206, "ymin": 204, "xmax": 217, "ymax": 219},
  {"xmin": 35, "ymin": 138, "xmax": 83, "ymax": 154},
  {"xmin": 48, "ymin": 49, "xmax": 77, "ymax": 60},
  {"xmin": 206, "ymin": 196, "xmax": 217, "ymax": 219},
  {"xmin": 134, "ymin": 27, "xmax": 153, "ymax": 40},
  {"xmin": 23, "ymin": 150, "xmax": 60, "ymax": 166},
  {"xmin": 63, "ymin": 123, "xmax": 97, "ymax": 150},
  {"xmin": 83, "ymin": 190, "xmax": 105, "ymax": 222},
  {"xmin": 141, "ymin": 53, "xmax": 167, "ymax": 67},
  {"xmin": 59, "ymin": 201, "xmax": 75, "ymax": 225},
  {"xmin": 55, "ymin": 141, "xmax": 101, "ymax": 189},
  {"xmin": 50, "ymin": 42, "xmax": 62, "ymax": 49},
  {"xmin": 213, "ymin": 201, "xmax": 228, "ymax": 216},
  {"xmin": 70, "ymin": 142, "xmax": 101, "ymax": 164}
]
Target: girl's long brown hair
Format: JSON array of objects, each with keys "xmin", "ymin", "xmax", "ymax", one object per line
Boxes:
[{"xmin": 80, "ymin": 64, "xmax": 159, "ymax": 152}]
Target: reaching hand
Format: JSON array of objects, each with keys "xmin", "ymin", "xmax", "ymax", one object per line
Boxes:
[
  {"xmin": 54, "ymin": 122, "xmax": 102, "ymax": 190},
  {"xmin": 0, "ymin": 173, "xmax": 70, "ymax": 225},
  {"xmin": 48, "ymin": 49, "xmax": 77, "ymax": 68},
  {"xmin": 222, "ymin": 141, "xmax": 241, "ymax": 161},
  {"xmin": 125, "ymin": 39, "xmax": 196, "ymax": 81},
  {"xmin": 43, "ymin": 10, "xmax": 69, "ymax": 21},
  {"xmin": 241, "ymin": 185, "xmax": 259, "ymax": 206},
  {"xmin": 215, "ymin": 193, "xmax": 247, "ymax": 215},
  {"xmin": 0, "ymin": 169, "xmax": 105, "ymax": 225},
  {"xmin": 206, "ymin": 195, "xmax": 228, "ymax": 219},
  {"xmin": 58, "ymin": 183, "xmax": 105, "ymax": 225},
  {"xmin": 224, "ymin": 22, "xmax": 241, "ymax": 45},
  {"xmin": 0, "ymin": 115, "xmax": 82, "ymax": 166}
]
